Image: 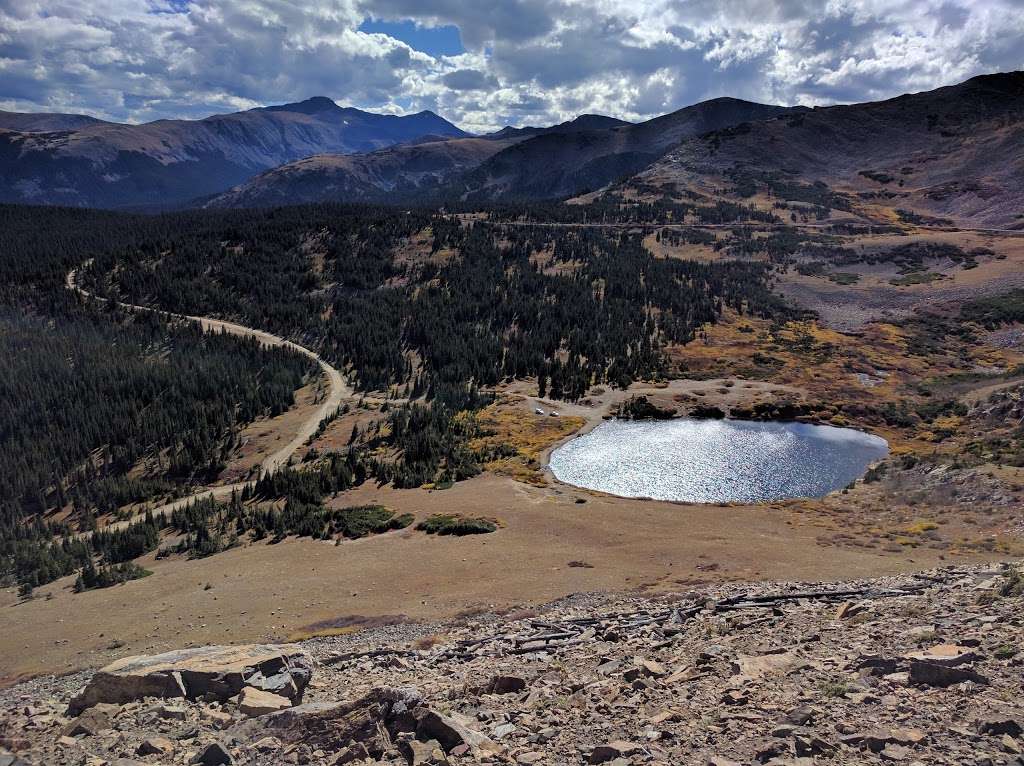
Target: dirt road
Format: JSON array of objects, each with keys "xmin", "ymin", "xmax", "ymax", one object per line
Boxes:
[{"xmin": 65, "ymin": 267, "xmax": 352, "ymax": 525}]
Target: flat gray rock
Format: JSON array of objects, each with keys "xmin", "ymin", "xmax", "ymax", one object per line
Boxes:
[{"xmin": 67, "ymin": 644, "xmax": 312, "ymax": 714}]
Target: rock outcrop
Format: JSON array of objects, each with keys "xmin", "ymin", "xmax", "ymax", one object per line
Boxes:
[{"xmin": 67, "ymin": 644, "xmax": 312, "ymax": 714}]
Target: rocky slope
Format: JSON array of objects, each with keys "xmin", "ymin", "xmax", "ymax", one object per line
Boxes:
[
  {"xmin": 2, "ymin": 561, "xmax": 1022, "ymax": 765},
  {"xmin": 0, "ymin": 98, "xmax": 466, "ymax": 208},
  {"xmin": 457, "ymin": 99, "xmax": 796, "ymax": 201},
  {"xmin": 636, "ymin": 72, "xmax": 1024, "ymax": 228},
  {"xmin": 205, "ymin": 137, "xmax": 522, "ymax": 208}
]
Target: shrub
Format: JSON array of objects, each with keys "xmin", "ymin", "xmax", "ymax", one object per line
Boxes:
[
  {"xmin": 332, "ymin": 505, "xmax": 414, "ymax": 539},
  {"xmin": 820, "ymin": 680, "xmax": 849, "ymax": 698},
  {"xmin": 962, "ymin": 290, "xmax": 1024, "ymax": 329},
  {"xmin": 997, "ymin": 568, "xmax": 1024, "ymax": 598},
  {"xmin": 416, "ymin": 514, "xmax": 498, "ymax": 536},
  {"xmin": 619, "ymin": 395, "xmax": 676, "ymax": 420},
  {"xmin": 74, "ymin": 561, "xmax": 152, "ymax": 592}
]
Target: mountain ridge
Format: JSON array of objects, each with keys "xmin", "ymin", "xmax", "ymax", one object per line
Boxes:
[
  {"xmin": 633, "ymin": 71, "xmax": 1024, "ymax": 228},
  {"xmin": 4, "ymin": 73, "xmax": 1022, "ymax": 216},
  {"xmin": 207, "ymin": 98, "xmax": 795, "ymax": 207},
  {"xmin": 0, "ymin": 99, "xmax": 467, "ymax": 208},
  {"xmin": 457, "ymin": 97, "xmax": 797, "ymax": 201}
]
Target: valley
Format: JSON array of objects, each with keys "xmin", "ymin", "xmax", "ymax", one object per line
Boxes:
[
  {"xmin": 0, "ymin": 70, "xmax": 1023, "ymax": 766},
  {"xmin": 2, "ymin": 200, "xmax": 1022, "ymax": 684}
]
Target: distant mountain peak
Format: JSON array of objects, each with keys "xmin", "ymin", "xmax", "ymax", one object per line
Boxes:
[
  {"xmin": 266, "ymin": 96, "xmax": 342, "ymax": 115},
  {"xmin": 562, "ymin": 114, "xmax": 633, "ymax": 130}
]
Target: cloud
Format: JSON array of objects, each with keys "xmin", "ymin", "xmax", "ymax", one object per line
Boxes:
[
  {"xmin": 0, "ymin": 0, "xmax": 1021, "ymax": 133},
  {"xmin": 441, "ymin": 68, "xmax": 500, "ymax": 91}
]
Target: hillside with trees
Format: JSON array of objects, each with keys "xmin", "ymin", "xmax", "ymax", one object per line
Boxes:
[
  {"xmin": 0, "ymin": 206, "xmax": 315, "ymax": 592},
  {"xmin": 0, "ymin": 201, "xmax": 799, "ymax": 594}
]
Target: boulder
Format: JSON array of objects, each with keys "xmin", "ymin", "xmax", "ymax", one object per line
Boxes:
[
  {"xmin": 137, "ymin": 736, "xmax": 175, "ymax": 756},
  {"xmin": 977, "ymin": 717, "xmax": 1022, "ymax": 737},
  {"xmin": 664, "ymin": 666, "xmax": 702, "ymax": 684},
  {"xmin": 61, "ymin": 702, "xmax": 120, "ymax": 736},
  {"xmin": 753, "ymin": 740, "xmax": 788, "ymax": 763},
  {"xmin": 414, "ymin": 708, "xmax": 498, "ymax": 754},
  {"xmin": 625, "ymin": 657, "xmax": 666, "ymax": 680},
  {"xmin": 905, "ymin": 644, "xmax": 979, "ymax": 667},
  {"xmin": 880, "ymin": 743, "xmax": 912, "ymax": 761},
  {"xmin": 156, "ymin": 703, "xmax": 187, "ymax": 720},
  {"xmin": 909, "ymin": 660, "xmax": 989, "ymax": 687},
  {"xmin": 329, "ymin": 742, "xmax": 370, "ymax": 765},
  {"xmin": 202, "ymin": 708, "xmax": 234, "ymax": 728},
  {"xmin": 492, "ymin": 723, "xmax": 516, "ymax": 739},
  {"xmin": 190, "ymin": 741, "xmax": 234, "ymax": 765},
  {"xmin": 235, "ymin": 687, "xmax": 291, "ymax": 717},
  {"xmin": 1003, "ymin": 735, "xmax": 1022, "ymax": 755},
  {"xmin": 793, "ymin": 733, "xmax": 833, "ymax": 757},
  {"xmin": 589, "ymin": 741, "xmax": 641, "ymax": 764},
  {"xmin": 67, "ymin": 644, "xmax": 312, "ymax": 714},
  {"xmin": 487, "ymin": 675, "xmax": 527, "ymax": 695},
  {"xmin": 238, "ymin": 687, "xmax": 498, "ymax": 760},
  {"xmin": 835, "ymin": 601, "xmax": 867, "ymax": 619},
  {"xmin": 399, "ymin": 738, "xmax": 447, "ymax": 766},
  {"xmin": 891, "ymin": 728, "xmax": 927, "ymax": 746},
  {"xmin": 860, "ymin": 730, "xmax": 896, "ymax": 753},
  {"xmin": 784, "ymin": 705, "xmax": 816, "ymax": 726},
  {"xmin": 732, "ymin": 651, "xmax": 805, "ymax": 679},
  {"xmin": 240, "ymin": 688, "xmax": 421, "ymax": 757},
  {"xmin": 852, "ymin": 655, "xmax": 898, "ymax": 675}
]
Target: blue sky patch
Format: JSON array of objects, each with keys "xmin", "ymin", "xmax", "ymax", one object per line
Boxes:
[{"xmin": 359, "ymin": 19, "xmax": 465, "ymax": 57}]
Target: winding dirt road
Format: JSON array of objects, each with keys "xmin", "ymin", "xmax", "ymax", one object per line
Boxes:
[{"xmin": 66, "ymin": 266, "xmax": 352, "ymax": 526}]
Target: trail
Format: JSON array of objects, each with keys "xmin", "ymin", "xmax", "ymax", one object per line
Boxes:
[{"xmin": 66, "ymin": 266, "xmax": 352, "ymax": 529}]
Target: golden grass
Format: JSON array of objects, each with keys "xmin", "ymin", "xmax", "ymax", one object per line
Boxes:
[
  {"xmin": 468, "ymin": 395, "xmax": 585, "ymax": 482},
  {"xmin": 286, "ymin": 613, "xmax": 408, "ymax": 642},
  {"xmin": 905, "ymin": 520, "xmax": 940, "ymax": 535}
]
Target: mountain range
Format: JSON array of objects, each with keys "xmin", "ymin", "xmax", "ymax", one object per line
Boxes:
[
  {"xmin": 0, "ymin": 98, "xmax": 465, "ymax": 208},
  {"xmin": 2, "ymin": 72, "xmax": 1022, "ymax": 226},
  {"xmin": 205, "ymin": 99, "xmax": 795, "ymax": 207}
]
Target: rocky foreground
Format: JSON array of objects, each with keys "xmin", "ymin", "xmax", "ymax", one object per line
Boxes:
[{"xmin": 2, "ymin": 562, "xmax": 1022, "ymax": 766}]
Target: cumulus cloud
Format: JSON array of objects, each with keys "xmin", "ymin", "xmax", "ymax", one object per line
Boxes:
[
  {"xmin": 0, "ymin": 0, "xmax": 1021, "ymax": 132},
  {"xmin": 441, "ymin": 68, "xmax": 500, "ymax": 91}
]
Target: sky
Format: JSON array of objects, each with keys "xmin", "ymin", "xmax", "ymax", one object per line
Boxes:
[{"xmin": 1, "ymin": 0, "xmax": 1022, "ymax": 133}]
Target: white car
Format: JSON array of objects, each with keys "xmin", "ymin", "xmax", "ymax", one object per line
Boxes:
[{"xmin": 534, "ymin": 407, "xmax": 545, "ymax": 415}]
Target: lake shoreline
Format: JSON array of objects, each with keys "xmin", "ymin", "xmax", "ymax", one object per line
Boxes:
[{"xmin": 548, "ymin": 417, "xmax": 890, "ymax": 504}]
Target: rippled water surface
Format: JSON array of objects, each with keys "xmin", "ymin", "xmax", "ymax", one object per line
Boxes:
[{"xmin": 549, "ymin": 419, "xmax": 888, "ymax": 503}]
